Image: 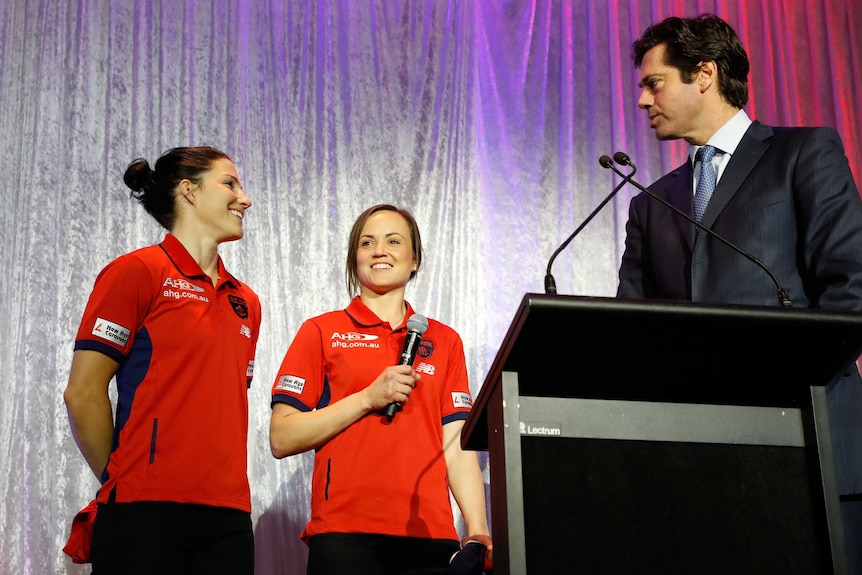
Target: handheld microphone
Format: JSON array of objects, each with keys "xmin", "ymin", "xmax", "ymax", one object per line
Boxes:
[
  {"xmin": 544, "ymin": 157, "xmax": 636, "ymax": 294},
  {"xmin": 603, "ymin": 152, "xmax": 792, "ymax": 307},
  {"xmin": 383, "ymin": 314, "xmax": 429, "ymax": 421}
]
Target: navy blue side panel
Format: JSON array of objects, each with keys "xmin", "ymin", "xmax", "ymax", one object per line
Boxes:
[
  {"xmin": 100, "ymin": 327, "xmax": 152, "ymax": 484},
  {"xmin": 319, "ymin": 375, "xmax": 331, "ymax": 409}
]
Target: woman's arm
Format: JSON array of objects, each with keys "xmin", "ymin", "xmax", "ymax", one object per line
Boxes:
[
  {"xmin": 443, "ymin": 420, "xmax": 492, "ymax": 549},
  {"xmin": 63, "ymin": 350, "xmax": 119, "ymax": 480},
  {"xmin": 269, "ymin": 364, "xmax": 419, "ymax": 458}
]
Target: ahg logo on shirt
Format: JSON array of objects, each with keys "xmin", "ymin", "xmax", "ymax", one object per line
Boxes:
[
  {"xmin": 330, "ymin": 332, "xmax": 379, "ymax": 341},
  {"xmin": 162, "ymin": 277, "xmax": 206, "ymax": 293}
]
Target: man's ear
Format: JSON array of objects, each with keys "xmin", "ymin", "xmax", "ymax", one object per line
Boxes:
[{"xmin": 697, "ymin": 60, "xmax": 718, "ymax": 94}]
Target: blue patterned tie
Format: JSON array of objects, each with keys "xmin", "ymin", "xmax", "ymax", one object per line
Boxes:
[{"xmin": 693, "ymin": 145, "xmax": 718, "ymax": 223}]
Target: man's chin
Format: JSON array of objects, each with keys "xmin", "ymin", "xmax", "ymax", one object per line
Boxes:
[{"xmin": 654, "ymin": 129, "xmax": 680, "ymax": 141}]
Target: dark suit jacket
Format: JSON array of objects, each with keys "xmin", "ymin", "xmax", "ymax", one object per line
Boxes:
[{"xmin": 617, "ymin": 120, "xmax": 862, "ymax": 495}]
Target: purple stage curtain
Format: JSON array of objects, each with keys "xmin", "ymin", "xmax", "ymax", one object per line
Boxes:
[{"xmin": 0, "ymin": 1, "xmax": 859, "ymax": 573}]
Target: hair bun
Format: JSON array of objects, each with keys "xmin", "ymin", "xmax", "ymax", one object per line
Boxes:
[{"xmin": 123, "ymin": 158, "xmax": 155, "ymax": 197}]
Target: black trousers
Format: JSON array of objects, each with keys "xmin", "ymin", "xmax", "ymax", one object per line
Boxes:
[
  {"xmin": 90, "ymin": 500, "xmax": 253, "ymax": 575},
  {"xmin": 307, "ymin": 532, "xmax": 460, "ymax": 575}
]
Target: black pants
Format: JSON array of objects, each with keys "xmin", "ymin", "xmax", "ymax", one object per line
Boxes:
[
  {"xmin": 90, "ymin": 500, "xmax": 253, "ymax": 575},
  {"xmin": 307, "ymin": 532, "xmax": 460, "ymax": 575}
]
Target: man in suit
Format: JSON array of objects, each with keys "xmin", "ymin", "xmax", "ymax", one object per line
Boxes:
[{"xmin": 617, "ymin": 13, "xmax": 862, "ymax": 572}]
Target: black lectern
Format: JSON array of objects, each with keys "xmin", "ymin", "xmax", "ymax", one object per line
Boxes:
[{"xmin": 462, "ymin": 294, "xmax": 862, "ymax": 574}]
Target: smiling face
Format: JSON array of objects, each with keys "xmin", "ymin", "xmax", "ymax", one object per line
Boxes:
[
  {"xmin": 354, "ymin": 210, "xmax": 418, "ymax": 297},
  {"xmin": 636, "ymin": 43, "xmax": 705, "ymax": 143},
  {"xmin": 186, "ymin": 158, "xmax": 251, "ymax": 243}
]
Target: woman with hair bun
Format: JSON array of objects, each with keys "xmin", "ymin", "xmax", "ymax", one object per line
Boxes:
[{"xmin": 63, "ymin": 146, "xmax": 260, "ymax": 574}]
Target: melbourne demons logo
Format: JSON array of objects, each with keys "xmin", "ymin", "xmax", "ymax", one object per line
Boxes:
[
  {"xmin": 229, "ymin": 295, "xmax": 249, "ymax": 319},
  {"xmin": 418, "ymin": 339, "xmax": 434, "ymax": 359}
]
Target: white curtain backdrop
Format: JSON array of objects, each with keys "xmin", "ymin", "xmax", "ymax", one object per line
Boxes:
[{"xmin": 1, "ymin": 1, "xmax": 860, "ymax": 573}]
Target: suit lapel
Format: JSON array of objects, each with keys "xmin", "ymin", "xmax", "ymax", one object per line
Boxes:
[{"xmin": 699, "ymin": 121, "xmax": 772, "ymax": 229}]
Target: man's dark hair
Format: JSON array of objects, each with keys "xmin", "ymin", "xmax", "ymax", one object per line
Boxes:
[{"xmin": 632, "ymin": 13, "xmax": 749, "ymax": 108}]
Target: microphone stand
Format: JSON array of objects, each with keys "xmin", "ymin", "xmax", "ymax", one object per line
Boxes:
[
  {"xmin": 544, "ymin": 158, "xmax": 636, "ymax": 294},
  {"xmin": 605, "ymin": 152, "xmax": 792, "ymax": 308}
]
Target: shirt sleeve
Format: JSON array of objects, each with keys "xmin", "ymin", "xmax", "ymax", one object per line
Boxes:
[
  {"xmin": 74, "ymin": 254, "xmax": 154, "ymax": 363},
  {"xmin": 271, "ymin": 319, "xmax": 326, "ymax": 412},
  {"xmin": 439, "ymin": 328, "xmax": 473, "ymax": 425},
  {"xmin": 794, "ymin": 127, "xmax": 862, "ymax": 310}
]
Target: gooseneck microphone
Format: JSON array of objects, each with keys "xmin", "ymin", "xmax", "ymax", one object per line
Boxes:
[
  {"xmin": 603, "ymin": 152, "xmax": 792, "ymax": 308},
  {"xmin": 544, "ymin": 158, "xmax": 637, "ymax": 294},
  {"xmin": 384, "ymin": 314, "xmax": 429, "ymax": 421}
]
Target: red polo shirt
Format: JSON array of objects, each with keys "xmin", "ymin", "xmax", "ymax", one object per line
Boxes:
[
  {"xmin": 272, "ymin": 297, "xmax": 473, "ymax": 542},
  {"xmin": 75, "ymin": 234, "xmax": 260, "ymax": 512}
]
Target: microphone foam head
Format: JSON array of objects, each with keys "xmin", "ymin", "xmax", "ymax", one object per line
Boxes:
[
  {"xmin": 599, "ymin": 155, "xmax": 613, "ymax": 168},
  {"xmin": 406, "ymin": 314, "xmax": 429, "ymax": 335},
  {"xmin": 613, "ymin": 151, "xmax": 631, "ymax": 166}
]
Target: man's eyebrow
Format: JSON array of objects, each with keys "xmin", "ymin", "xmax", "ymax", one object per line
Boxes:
[{"xmin": 639, "ymin": 73, "xmax": 661, "ymax": 88}]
